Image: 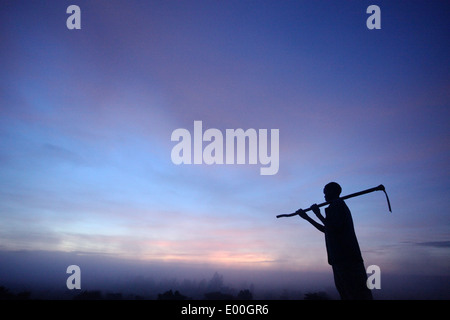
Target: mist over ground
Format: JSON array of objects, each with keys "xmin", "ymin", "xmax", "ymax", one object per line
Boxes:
[{"xmin": 0, "ymin": 250, "xmax": 448, "ymax": 300}]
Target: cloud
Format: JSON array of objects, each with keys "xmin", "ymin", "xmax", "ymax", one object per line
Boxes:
[
  {"xmin": 40, "ymin": 143, "xmax": 86, "ymax": 166},
  {"xmin": 415, "ymin": 241, "xmax": 450, "ymax": 249}
]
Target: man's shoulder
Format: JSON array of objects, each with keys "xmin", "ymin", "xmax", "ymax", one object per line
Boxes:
[
  {"xmin": 328, "ymin": 199, "xmax": 351, "ymax": 213},
  {"xmin": 329, "ymin": 198, "xmax": 346, "ymax": 207}
]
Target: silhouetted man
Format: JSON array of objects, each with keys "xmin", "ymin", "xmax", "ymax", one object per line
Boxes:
[{"xmin": 297, "ymin": 182, "xmax": 373, "ymax": 300}]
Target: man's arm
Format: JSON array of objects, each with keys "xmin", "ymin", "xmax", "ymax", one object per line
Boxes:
[
  {"xmin": 297, "ymin": 209, "xmax": 325, "ymax": 233},
  {"xmin": 321, "ymin": 200, "xmax": 347, "ymax": 232},
  {"xmin": 310, "ymin": 204, "xmax": 326, "ymax": 225}
]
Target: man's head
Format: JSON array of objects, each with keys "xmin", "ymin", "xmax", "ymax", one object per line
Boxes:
[{"xmin": 324, "ymin": 182, "xmax": 342, "ymax": 201}]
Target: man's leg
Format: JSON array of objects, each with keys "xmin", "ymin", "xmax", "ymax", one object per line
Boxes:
[
  {"xmin": 333, "ymin": 262, "xmax": 373, "ymax": 300},
  {"xmin": 332, "ymin": 265, "xmax": 349, "ymax": 299}
]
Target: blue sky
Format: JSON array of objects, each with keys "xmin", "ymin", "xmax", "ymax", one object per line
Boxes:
[{"xmin": 0, "ymin": 0, "xmax": 449, "ymax": 296}]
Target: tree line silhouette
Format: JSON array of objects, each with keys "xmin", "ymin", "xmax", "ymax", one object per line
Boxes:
[
  {"xmin": 0, "ymin": 272, "xmax": 331, "ymax": 300},
  {"xmin": 0, "ymin": 285, "xmax": 331, "ymax": 300}
]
